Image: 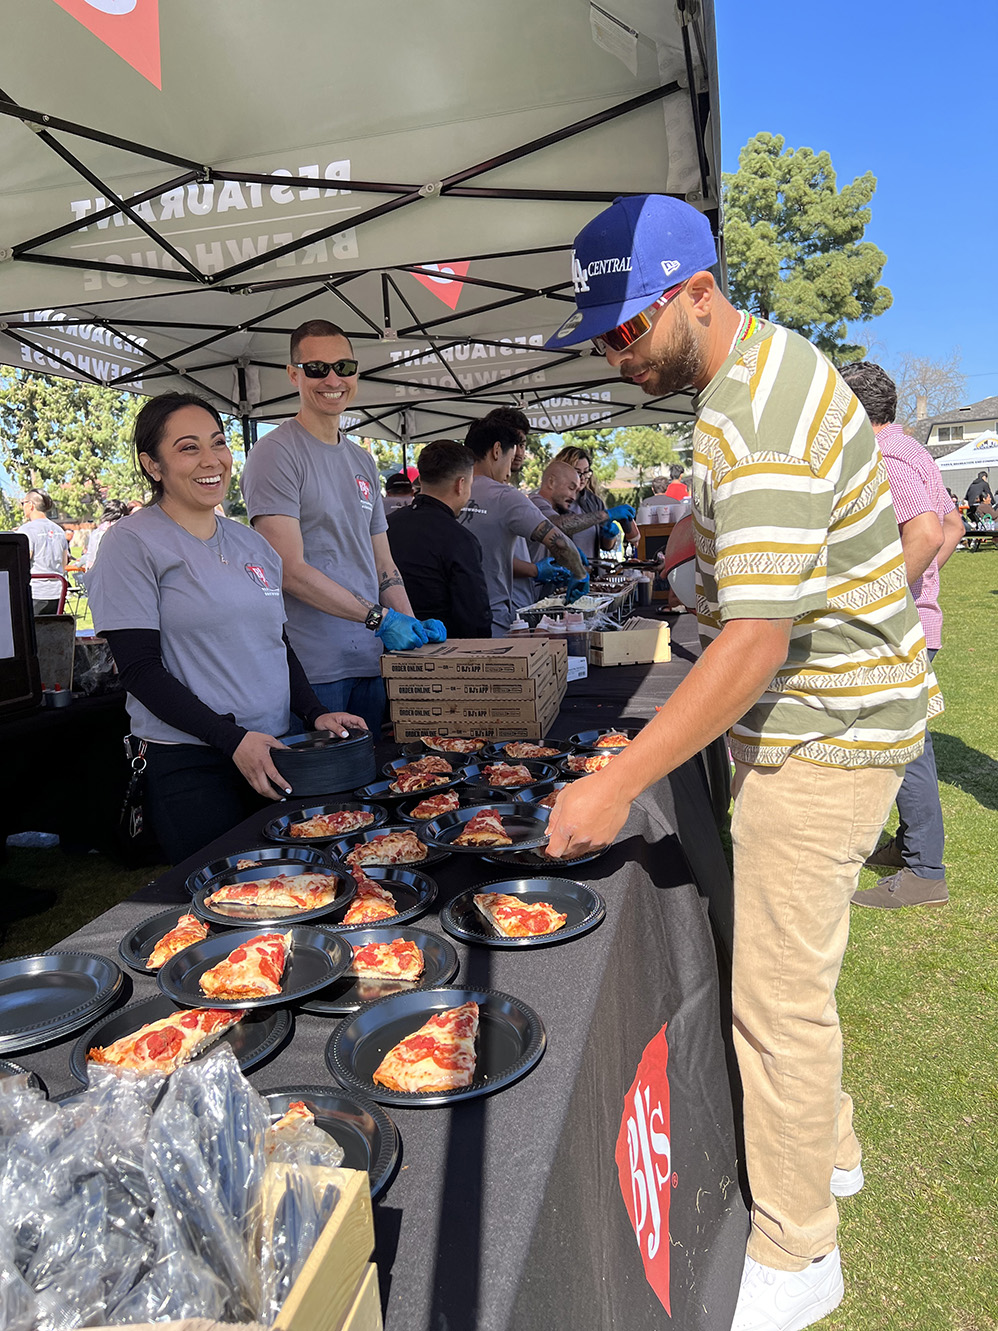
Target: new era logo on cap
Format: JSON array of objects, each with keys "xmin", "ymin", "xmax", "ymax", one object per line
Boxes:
[{"xmin": 546, "ymin": 195, "xmax": 717, "ymax": 349}]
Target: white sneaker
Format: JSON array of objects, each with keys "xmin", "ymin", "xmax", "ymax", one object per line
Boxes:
[
  {"xmin": 732, "ymin": 1249, "xmax": 844, "ymax": 1331},
  {"xmin": 830, "ymin": 1163, "xmax": 864, "ymax": 1197}
]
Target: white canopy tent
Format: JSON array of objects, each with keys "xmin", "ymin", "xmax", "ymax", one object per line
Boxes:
[
  {"xmin": 936, "ymin": 433, "xmax": 998, "ymax": 503},
  {"xmin": 0, "ymin": 0, "xmax": 721, "ymax": 450}
]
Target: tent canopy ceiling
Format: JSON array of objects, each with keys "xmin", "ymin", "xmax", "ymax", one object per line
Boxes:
[{"xmin": 0, "ymin": 0, "xmax": 721, "ymax": 440}]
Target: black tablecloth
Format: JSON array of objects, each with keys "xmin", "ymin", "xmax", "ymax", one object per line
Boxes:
[{"xmin": 12, "ymin": 613, "xmax": 748, "ymax": 1330}]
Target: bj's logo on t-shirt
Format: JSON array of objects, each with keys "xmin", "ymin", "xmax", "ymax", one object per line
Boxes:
[
  {"xmin": 615, "ymin": 1024, "xmax": 673, "ymax": 1315},
  {"xmin": 355, "ymin": 475, "xmax": 373, "ymax": 510},
  {"xmin": 244, "ymin": 563, "xmax": 280, "ymax": 595}
]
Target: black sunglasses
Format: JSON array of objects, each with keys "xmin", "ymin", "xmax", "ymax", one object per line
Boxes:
[{"xmin": 292, "ymin": 359, "xmax": 359, "ymax": 379}]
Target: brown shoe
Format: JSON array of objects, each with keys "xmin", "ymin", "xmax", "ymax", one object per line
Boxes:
[
  {"xmin": 852, "ymin": 869, "xmax": 949, "ymax": 909},
  {"xmin": 865, "ymin": 836, "xmax": 905, "ymax": 868}
]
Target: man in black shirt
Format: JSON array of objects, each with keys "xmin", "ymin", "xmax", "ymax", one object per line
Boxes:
[
  {"xmin": 965, "ymin": 470, "xmax": 994, "ymax": 519},
  {"xmin": 387, "ymin": 441, "xmax": 492, "ymax": 639}
]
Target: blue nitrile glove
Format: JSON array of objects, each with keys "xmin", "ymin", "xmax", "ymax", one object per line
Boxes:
[
  {"xmin": 535, "ymin": 556, "xmax": 571, "ymax": 584},
  {"xmin": 600, "ymin": 519, "xmax": 621, "ymax": 539},
  {"xmin": 375, "ymin": 607, "xmax": 430, "ymax": 651},
  {"xmin": 566, "ymin": 575, "xmax": 590, "ymax": 604},
  {"xmin": 606, "ymin": 503, "xmax": 636, "ymax": 524},
  {"xmin": 421, "ymin": 618, "xmax": 447, "ymax": 643}
]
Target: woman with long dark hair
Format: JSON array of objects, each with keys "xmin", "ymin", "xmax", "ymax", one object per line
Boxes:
[
  {"xmin": 85, "ymin": 392, "xmax": 364, "ymax": 864},
  {"xmin": 550, "ymin": 444, "xmax": 638, "ymax": 563}
]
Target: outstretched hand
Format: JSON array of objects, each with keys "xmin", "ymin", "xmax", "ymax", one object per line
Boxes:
[
  {"xmin": 545, "ymin": 770, "xmax": 632, "ymax": 859},
  {"xmin": 314, "ymin": 711, "xmax": 368, "ymax": 737}
]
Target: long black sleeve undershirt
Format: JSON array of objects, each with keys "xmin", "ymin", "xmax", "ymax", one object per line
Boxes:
[{"xmin": 103, "ymin": 629, "xmax": 327, "ymax": 758}]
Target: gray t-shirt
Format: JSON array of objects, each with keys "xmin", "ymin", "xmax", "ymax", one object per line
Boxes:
[
  {"xmin": 459, "ymin": 475, "xmax": 546, "ymax": 632},
  {"xmin": 18, "ymin": 517, "xmax": 68, "ymax": 601},
  {"xmin": 83, "ymin": 505, "xmax": 291, "ymax": 746},
  {"xmin": 510, "ymin": 493, "xmax": 560, "ymax": 610},
  {"xmin": 241, "ymin": 421, "xmax": 388, "ymax": 684}
]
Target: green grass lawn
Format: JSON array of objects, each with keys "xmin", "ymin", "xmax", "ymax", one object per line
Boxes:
[{"xmin": 2, "ymin": 550, "xmax": 996, "ymax": 1327}]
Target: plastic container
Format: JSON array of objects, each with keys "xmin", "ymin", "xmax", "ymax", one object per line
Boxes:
[{"xmin": 507, "ymin": 617, "xmax": 531, "ymax": 636}]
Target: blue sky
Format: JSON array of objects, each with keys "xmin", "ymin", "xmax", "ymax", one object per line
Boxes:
[{"xmin": 715, "ymin": 1, "xmax": 998, "ymax": 399}]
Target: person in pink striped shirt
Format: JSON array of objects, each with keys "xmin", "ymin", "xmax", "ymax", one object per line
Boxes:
[{"xmin": 841, "ymin": 362, "xmax": 965, "ymax": 908}]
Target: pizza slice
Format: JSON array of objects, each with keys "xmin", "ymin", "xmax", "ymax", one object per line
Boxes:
[
  {"xmin": 88, "ymin": 1007, "xmax": 243, "ymax": 1074},
  {"xmin": 270, "ymin": 1100, "xmax": 315, "ymax": 1132},
  {"xmin": 236, "ymin": 859, "xmax": 261, "ymax": 869},
  {"xmin": 289, "ymin": 808, "xmax": 375, "ymax": 838},
  {"xmin": 537, "ymin": 789, "xmax": 562, "ymax": 810},
  {"xmin": 483, "ymin": 762, "xmax": 533, "ymax": 787},
  {"xmin": 453, "ymin": 808, "xmax": 512, "ymax": 848},
  {"xmin": 373, "ymin": 1001, "xmax": 479, "ymax": 1093},
  {"xmin": 346, "ymin": 829, "xmax": 427, "ymax": 868},
  {"xmin": 343, "ymin": 877, "xmax": 399, "ymax": 925},
  {"xmin": 420, "ymin": 735, "xmax": 487, "ymax": 754},
  {"xmin": 565, "ymin": 753, "xmax": 614, "ymax": 773},
  {"xmin": 503, "ymin": 742, "xmax": 560, "ymax": 759},
  {"xmin": 204, "ymin": 873, "xmax": 335, "ymax": 913},
  {"xmin": 408, "ymin": 754, "xmax": 453, "ymax": 774},
  {"xmin": 595, "ymin": 732, "xmax": 632, "ymax": 748},
  {"xmin": 410, "ymin": 789, "xmax": 460, "ymax": 820},
  {"xmin": 199, "ymin": 931, "xmax": 293, "ymax": 1001},
  {"xmin": 349, "ymin": 937, "xmax": 424, "ymax": 982},
  {"xmin": 146, "ymin": 913, "xmax": 210, "ymax": 969},
  {"xmin": 473, "ymin": 892, "xmax": 568, "ymax": 938},
  {"xmin": 389, "ymin": 767, "xmax": 450, "ymax": 795}
]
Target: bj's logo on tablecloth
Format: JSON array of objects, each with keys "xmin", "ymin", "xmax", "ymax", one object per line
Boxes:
[{"xmin": 615, "ymin": 1024, "xmax": 673, "ymax": 1316}]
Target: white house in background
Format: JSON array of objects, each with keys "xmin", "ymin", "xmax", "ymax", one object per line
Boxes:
[
  {"xmin": 912, "ymin": 395, "xmax": 998, "ymax": 456},
  {"xmin": 935, "ymin": 432, "xmax": 998, "ymax": 502}
]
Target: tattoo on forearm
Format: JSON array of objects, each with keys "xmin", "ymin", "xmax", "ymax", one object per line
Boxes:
[
  {"xmin": 547, "ymin": 531, "xmax": 585, "ymax": 578},
  {"xmin": 379, "ymin": 572, "xmax": 405, "ymax": 595},
  {"xmin": 352, "ymin": 591, "xmax": 375, "ymax": 613},
  {"xmin": 529, "ymin": 519, "xmax": 554, "ymax": 544},
  {"xmin": 555, "ymin": 511, "xmax": 605, "ymax": 536}
]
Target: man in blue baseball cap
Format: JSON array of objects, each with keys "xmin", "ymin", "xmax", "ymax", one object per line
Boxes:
[{"xmin": 545, "ymin": 195, "xmax": 938, "ymax": 1331}]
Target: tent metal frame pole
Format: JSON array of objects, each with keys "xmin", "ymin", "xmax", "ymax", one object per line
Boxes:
[
  {"xmin": 323, "ymin": 280, "xmax": 384, "ymax": 336},
  {"xmin": 0, "ymin": 327, "xmax": 104, "ymax": 384},
  {"xmin": 384, "ymin": 275, "xmax": 466, "ymax": 396},
  {"xmin": 677, "ymin": 2, "xmax": 713, "ymax": 203},
  {"xmin": 13, "ymin": 171, "xmax": 199, "ymax": 256},
  {"xmin": 0, "ymin": 92, "xmax": 203, "ymax": 170}
]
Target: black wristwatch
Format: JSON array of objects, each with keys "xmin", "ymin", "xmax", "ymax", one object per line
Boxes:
[{"xmin": 364, "ymin": 604, "xmax": 385, "ymax": 632}]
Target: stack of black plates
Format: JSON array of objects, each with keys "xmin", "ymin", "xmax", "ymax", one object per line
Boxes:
[{"xmin": 272, "ymin": 728, "xmax": 376, "ymax": 797}]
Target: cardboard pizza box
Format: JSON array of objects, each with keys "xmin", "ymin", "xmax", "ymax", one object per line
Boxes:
[
  {"xmin": 380, "ymin": 637, "xmax": 551, "ymax": 679},
  {"xmin": 385, "ymin": 657, "xmax": 554, "ymax": 701}
]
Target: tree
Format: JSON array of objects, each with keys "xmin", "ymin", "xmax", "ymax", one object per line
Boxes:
[
  {"xmin": 722, "ymin": 132, "xmax": 892, "ymax": 363},
  {"xmin": 614, "ymin": 426, "xmax": 680, "ymax": 491},
  {"xmin": 889, "ymin": 349, "xmax": 966, "ymax": 431}
]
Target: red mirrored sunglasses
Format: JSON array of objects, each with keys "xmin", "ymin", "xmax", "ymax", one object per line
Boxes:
[{"xmin": 592, "ymin": 281, "xmax": 686, "ymax": 355}]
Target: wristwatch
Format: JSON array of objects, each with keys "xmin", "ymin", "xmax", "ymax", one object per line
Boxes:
[{"xmin": 364, "ymin": 604, "xmax": 385, "ymax": 632}]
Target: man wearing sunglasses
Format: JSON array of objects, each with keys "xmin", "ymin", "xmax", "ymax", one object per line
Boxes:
[
  {"xmin": 242, "ymin": 319, "xmax": 441, "ymax": 735},
  {"xmin": 542, "ymin": 195, "xmax": 937, "ymax": 1331}
]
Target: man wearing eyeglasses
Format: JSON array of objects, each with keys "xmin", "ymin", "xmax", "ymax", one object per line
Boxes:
[
  {"xmin": 542, "ymin": 195, "xmax": 937, "ymax": 1330},
  {"xmin": 242, "ymin": 319, "xmax": 441, "ymax": 735}
]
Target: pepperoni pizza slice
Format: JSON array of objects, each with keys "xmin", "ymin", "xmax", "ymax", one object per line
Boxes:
[
  {"xmin": 595, "ymin": 732, "xmax": 632, "ymax": 748},
  {"xmin": 270, "ymin": 1100, "xmax": 315, "ymax": 1133},
  {"xmin": 349, "ymin": 937, "xmax": 425, "ymax": 982},
  {"xmin": 88, "ymin": 1007, "xmax": 244, "ymax": 1074},
  {"xmin": 389, "ymin": 767, "xmax": 451, "ymax": 795},
  {"xmin": 373, "ymin": 1000, "xmax": 479, "ymax": 1093},
  {"xmin": 473, "ymin": 892, "xmax": 567, "ymax": 938},
  {"xmin": 290, "ymin": 809, "xmax": 375, "ymax": 838},
  {"xmin": 565, "ymin": 753, "xmax": 614, "ymax": 773},
  {"xmin": 408, "ymin": 754, "xmax": 453, "ymax": 774},
  {"xmin": 203, "ymin": 873, "xmax": 335, "ymax": 913},
  {"xmin": 537, "ymin": 789, "xmax": 562, "ymax": 810},
  {"xmin": 199, "ymin": 931, "xmax": 293, "ymax": 1001},
  {"xmin": 420, "ymin": 735, "xmax": 487, "ymax": 755},
  {"xmin": 453, "ymin": 808, "xmax": 512, "ymax": 848},
  {"xmin": 343, "ymin": 878, "xmax": 399, "ymax": 925},
  {"xmin": 410, "ymin": 789, "xmax": 460, "ymax": 820},
  {"xmin": 503, "ymin": 742, "xmax": 560, "ymax": 759},
  {"xmin": 346, "ymin": 830, "xmax": 427, "ymax": 868},
  {"xmin": 483, "ymin": 762, "xmax": 534, "ymax": 787},
  {"xmin": 147, "ymin": 913, "xmax": 210, "ymax": 969}
]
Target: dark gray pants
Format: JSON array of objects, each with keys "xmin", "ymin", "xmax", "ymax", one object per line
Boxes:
[{"xmin": 895, "ymin": 648, "xmax": 945, "ymax": 878}]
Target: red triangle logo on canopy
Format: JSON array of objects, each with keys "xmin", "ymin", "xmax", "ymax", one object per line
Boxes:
[
  {"xmin": 410, "ymin": 261, "xmax": 471, "ymax": 312},
  {"xmin": 50, "ymin": 0, "xmax": 162, "ymax": 89}
]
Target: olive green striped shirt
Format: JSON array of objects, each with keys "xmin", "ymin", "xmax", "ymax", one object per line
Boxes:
[{"xmin": 691, "ymin": 320, "xmax": 939, "ymax": 768}]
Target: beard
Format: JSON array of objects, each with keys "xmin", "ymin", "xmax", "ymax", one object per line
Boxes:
[{"xmin": 624, "ymin": 307, "xmax": 706, "ymax": 396}]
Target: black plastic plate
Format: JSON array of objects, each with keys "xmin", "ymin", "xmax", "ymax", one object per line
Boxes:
[
  {"xmin": 419, "ymin": 802, "xmax": 550, "ymax": 854},
  {"xmin": 260, "ymin": 1085, "xmax": 400, "ymax": 1197},
  {"xmin": 262, "ymin": 802, "xmax": 387, "ymax": 845},
  {"xmin": 191, "ymin": 863, "xmax": 356, "ymax": 929},
  {"xmin": 158, "ymin": 926, "xmax": 352, "ymax": 1010},
  {"xmin": 299, "ymin": 925, "xmax": 459, "ymax": 1015},
  {"xmin": 322, "ymin": 867, "xmax": 438, "ymax": 931},
  {"xmin": 119, "ymin": 908, "xmax": 213, "ymax": 976},
  {"xmin": 329, "ymin": 824, "xmax": 450, "ymax": 868},
  {"xmin": 326, "ymin": 987, "xmax": 545, "ymax": 1107},
  {"xmin": 185, "ymin": 843, "xmax": 334, "ymax": 898},
  {"xmin": 0, "ymin": 952, "xmax": 124, "ymax": 1055},
  {"xmin": 440, "ymin": 877, "xmax": 605, "ymax": 948}
]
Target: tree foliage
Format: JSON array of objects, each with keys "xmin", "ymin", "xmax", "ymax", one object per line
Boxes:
[
  {"xmin": 614, "ymin": 426, "xmax": 680, "ymax": 489},
  {"xmin": 722, "ymin": 132, "xmax": 892, "ymax": 363},
  {"xmin": 889, "ymin": 349, "xmax": 966, "ymax": 431},
  {"xmin": 0, "ymin": 370, "xmax": 244, "ymax": 528}
]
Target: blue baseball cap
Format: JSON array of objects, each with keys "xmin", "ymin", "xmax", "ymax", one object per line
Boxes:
[{"xmin": 545, "ymin": 194, "xmax": 717, "ymax": 349}]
